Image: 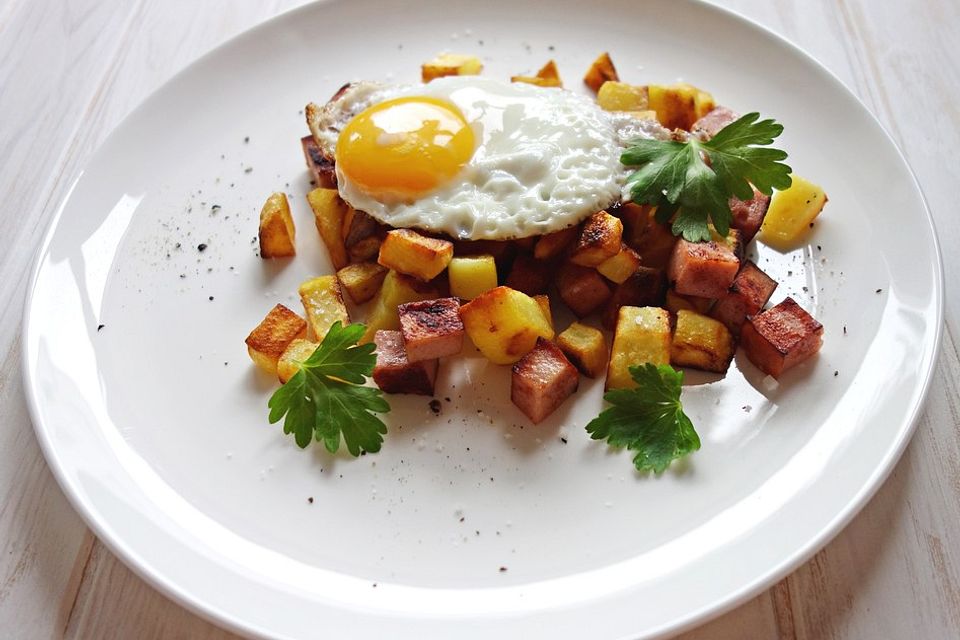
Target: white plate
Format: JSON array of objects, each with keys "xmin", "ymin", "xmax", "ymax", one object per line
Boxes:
[{"xmin": 23, "ymin": 1, "xmax": 943, "ymax": 638}]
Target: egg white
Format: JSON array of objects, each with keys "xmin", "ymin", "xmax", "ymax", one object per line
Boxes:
[{"xmin": 308, "ymin": 76, "xmax": 670, "ymax": 240}]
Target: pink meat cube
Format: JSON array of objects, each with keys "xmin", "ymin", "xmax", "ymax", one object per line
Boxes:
[
  {"xmin": 692, "ymin": 106, "xmax": 739, "ymax": 140},
  {"xmin": 667, "ymin": 239, "xmax": 740, "ymax": 299},
  {"xmin": 741, "ymin": 298, "xmax": 823, "ymax": 378},
  {"xmin": 557, "ymin": 262, "xmax": 612, "ymax": 317},
  {"xmin": 511, "ymin": 338, "xmax": 579, "ymax": 424},
  {"xmin": 397, "ymin": 298, "xmax": 464, "ymax": 362},
  {"xmin": 505, "ymin": 254, "xmax": 551, "ymax": 296},
  {"xmin": 372, "ymin": 330, "xmax": 438, "ymax": 395},
  {"xmin": 729, "ymin": 189, "xmax": 771, "ymax": 244},
  {"xmin": 601, "ymin": 266, "xmax": 666, "ymax": 329},
  {"xmin": 711, "ymin": 260, "xmax": 778, "ymax": 334}
]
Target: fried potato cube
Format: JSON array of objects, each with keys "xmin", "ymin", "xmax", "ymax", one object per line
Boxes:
[
  {"xmin": 341, "ymin": 208, "xmax": 382, "ymax": 263},
  {"xmin": 362, "ymin": 270, "xmax": 439, "ymax": 343},
  {"xmin": 691, "ymin": 106, "xmax": 738, "ymax": 140},
  {"xmin": 665, "ymin": 287, "xmax": 714, "ymax": 315},
  {"xmin": 245, "ymin": 304, "xmax": 308, "ymax": 374},
  {"xmin": 533, "ymin": 226, "xmax": 579, "ymax": 260},
  {"xmin": 601, "ymin": 265, "xmax": 666, "ymax": 329},
  {"xmin": 533, "ymin": 294, "xmax": 553, "ymax": 331},
  {"xmin": 258, "ymin": 192, "xmax": 296, "ymax": 259},
  {"xmin": 422, "ymin": 53, "xmax": 483, "ymax": 82},
  {"xmin": 570, "ymin": 210, "xmax": 623, "ymax": 267},
  {"xmin": 729, "ymin": 189, "xmax": 771, "ymax": 244},
  {"xmin": 511, "ymin": 338, "xmax": 579, "ymax": 424},
  {"xmin": 306, "ymin": 188, "xmax": 349, "ymax": 270},
  {"xmin": 557, "ymin": 262, "xmax": 612, "ymax": 318},
  {"xmin": 378, "ymin": 229, "xmax": 453, "ymax": 281},
  {"xmin": 299, "ymin": 275, "xmax": 350, "ymax": 341},
  {"xmin": 741, "ymin": 297, "xmax": 823, "ymax": 378},
  {"xmin": 372, "ymin": 330, "xmax": 438, "ymax": 395},
  {"xmin": 711, "ymin": 261, "xmax": 778, "ymax": 334},
  {"xmin": 759, "ymin": 175, "xmax": 828, "ymax": 249},
  {"xmin": 448, "ymin": 254, "xmax": 498, "ymax": 300},
  {"xmin": 668, "ymin": 238, "xmax": 740, "ymax": 299},
  {"xmin": 597, "ymin": 244, "xmax": 642, "ymax": 284},
  {"xmin": 505, "ymin": 254, "xmax": 550, "ymax": 295},
  {"xmin": 584, "ymin": 52, "xmax": 619, "ymax": 92},
  {"xmin": 596, "ymin": 81, "xmax": 648, "ymax": 111},
  {"xmin": 398, "ymin": 298, "xmax": 464, "ymax": 362},
  {"xmin": 671, "ymin": 310, "xmax": 735, "ymax": 374},
  {"xmin": 336, "ymin": 262, "xmax": 387, "ymax": 304},
  {"xmin": 620, "ymin": 203, "xmax": 678, "ymax": 269},
  {"xmin": 512, "ymin": 59, "xmax": 564, "ymax": 88},
  {"xmin": 556, "ymin": 322, "xmax": 607, "ymax": 378},
  {"xmin": 301, "ymin": 135, "xmax": 336, "ymax": 188},
  {"xmin": 646, "ymin": 83, "xmax": 715, "ymax": 131},
  {"xmin": 277, "ymin": 338, "xmax": 319, "ymax": 384},
  {"xmin": 606, "ymin": 306, "xmax": 671, "ymax": 390},
  {"xmin": 460, "ymin": 286, "xmax": 555, "ymax": 365}
]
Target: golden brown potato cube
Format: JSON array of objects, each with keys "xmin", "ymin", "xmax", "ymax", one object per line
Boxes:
[
  {"xmin": 362, "ymin": 270, "xmax": 440, "ymax": 343},
  {"xmin": 570, "ymin": 211, "xmax": 623, "ymax": 267},
  {"xmin": 378, "ymin": 229, "xmax": 453, "ymax": 281},
  {"xmin": 596, "ymin": 81, "xmax": 648, "ymax": 111},
  {"xmin": 459, "ymin": 286, "xmax": 555, "ymax": 365},
  {"xmin": 621, "ymin": 203, "xmax": 678, "ymax": 269},
  {"xmin": 557, "ymin": 262, "xmax": 612, "ymax": 318},
  {"xmin": 584, "ymin": 52, "xmax": 619, "ymax": 92},
  {"xmin": 336, "ymin": 262, "xmax": 387, "ymax": 304},
  {"xmin": 671, "ymin": 310, "xmax": 735, "ymax": 374},
  {"xmin": 511, "ymin": 338, "xmax": 579, "ymax": 424},
  {"xmin": 299, "ymin": 275, "xmax": 350, "ymax": 342},
  {"xmin": 597, "ymin": 245, "xmax": 642, "ymax": 284},
  {"xmin": 341, "ymin": 208, "xmax": 382, "ymax": 263},
  {"xmin": 245, "ymin": 304, "xmax": 308, "ymax": 375},
  {"xmin": 741, "ymin": 298, "xmax": 823, "ymax": 378},
  {"xmin": 606, "ymin": 306, "xmax": 671, "ymax": 390},
  {"xmin": 505, "ymin": 254, "xmax": 550, "ymax": 295},
  {"xmin": 398, "ymin": 297, "xmax": 464, "ymax": 362},
  {"xmin": 533, "ymin": 294, "xmax": 553, "ymax": 331},
  {"xmin": 512, "ymin": 59, "xmax": 563, "ymax": 88},
  {"xmin": 448, "ymin": 254, "xmax": 498, "ymax": 300},
  {"xmin": 533, "ymin": 226, "xmax": 579, "ymax": 260},
  {"xmin": 665, "ymin": 288, "xmax": 714, "ymax": 315},
  {"xmin": 421, "ymin": 53, "xmax": 483, "ymax": 82},
  {"xmin": 646, "ymin": 83, "xmax": 711, "ymax": 131},
  {"xmin": 556, "ymin": 322, "xmax": 607, "ymax": 378},
  {"xmin": 759, "ymin": 175, "xmax": 828, "ymax": 249},
  {"xmin": 601, "ymin": 266, "xmax": 666, "ymax": 329},
  {"xmin": 258, "ymin": 192, "xmax": 296, "ymax": 259},
  {"xmin": 277, "ymin": 338, "xmax": 319, "ymax": 384},
  {"xmin": 301, "ymin": 135, "xmax": 336, "ymax": 188},
  {"xmin": 306, "ymin": 188, "xmax": 349, "ymax": 270},
  {"xmin": 372, "ymin": 330, "xmax": 438, "ymax": 395}
]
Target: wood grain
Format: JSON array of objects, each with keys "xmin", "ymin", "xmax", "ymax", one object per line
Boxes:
[{"xmin": 1, "ymin": 1, "xmax": 957, "ymax": 638}]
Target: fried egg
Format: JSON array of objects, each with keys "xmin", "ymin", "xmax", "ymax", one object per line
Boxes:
[{"xmin": 307, "ymin": 76, "xmax": 670, "ymax": 240}]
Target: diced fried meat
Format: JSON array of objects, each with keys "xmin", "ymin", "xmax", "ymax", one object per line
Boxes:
[
  {"xmin": 398, "ymin": 298, "xmax": 464, "ymax": 362},
  {"xmin": 300, "ymin": 135, "xmax": 336, "ymax": 188},
  {"xmin": 692, "ymin": 106, "xmax": 739, "ymax": 140},
  {"xmin": 740, "ymin": 298, "xmax": 823, "ymax": 378},
  {"xmin": 711, "ymin": 261, "xmax": 778, "ymax": 334},
  {"xmin": 668, "ymin": 238, "xmax": 740, "ymax": 299},
  {"xmin": 602, "ymin": 266, "xmax": 666, "ymax": 329},
  {"xmin": 557, "ymin": 262, "xmax": 612, "ymax": 317},
  {"xmin": 505, "ymin": 254, "xmax": 551, "ymax": 295},
  {"xmin": 511, "ymin": 338, "xmax": 579, "ymax": 424},
  {"xmin": 372, "ymin": 330, "xmax": 438, "ymax": 395},
  {"xmin": 729, "ymin": 189, "xmax": 771, "ymax": 244}
]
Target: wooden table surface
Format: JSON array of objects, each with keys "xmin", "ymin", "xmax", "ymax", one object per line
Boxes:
[{"xmin": 2, "ymin": 1, "xmax": 957, "ymax": 638}]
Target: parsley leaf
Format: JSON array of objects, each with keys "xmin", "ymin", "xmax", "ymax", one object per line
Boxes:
[
  {"xmin": 622, "ymin": 113, "xmax": 792, "ymax": 242},
  {"xmin": 585, "ymin": 364, "xmax": 699, "ymax": 473},
  {"xmin": 267, "ymin": 321, "xmax": 389, "ymax": 455}
]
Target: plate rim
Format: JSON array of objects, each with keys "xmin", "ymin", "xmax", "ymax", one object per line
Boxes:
[{"xmin": 21, "ymin": 0, "xmax": 945, "ymax": 638}]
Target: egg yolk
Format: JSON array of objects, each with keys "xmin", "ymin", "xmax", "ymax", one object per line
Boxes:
[{"xmin": 336, "ymin": 97, "xmax": 476, "ymax": 201}]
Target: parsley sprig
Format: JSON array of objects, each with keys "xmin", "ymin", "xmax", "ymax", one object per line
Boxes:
[
  {"xmin": 622, "ymin": 113, "xmax": 792, "ymax": 242},
  {"xmin": 267, "ymin": 321, "xmax": 389, "ymax": 455},
  {"xmin": 585, "ymin": 364, "xmax": 699, "ymax": 473}
]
